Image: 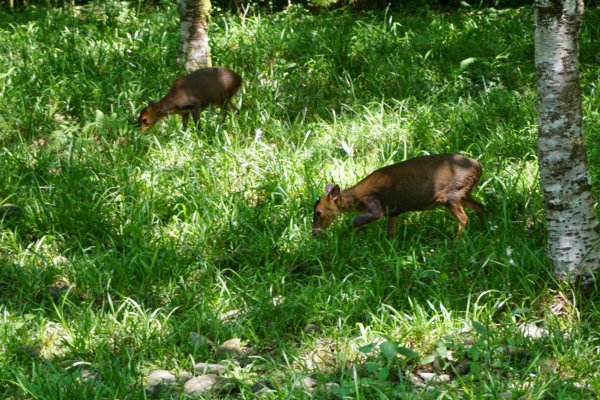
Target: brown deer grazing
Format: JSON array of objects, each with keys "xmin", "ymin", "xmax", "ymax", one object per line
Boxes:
[
  {"xmin": 312, "ymin": 154, "xmax": 484, "ymax": 237},
  {"xmin": 137, "ymin": 67, "xmax": 242, "ymax": 131}
]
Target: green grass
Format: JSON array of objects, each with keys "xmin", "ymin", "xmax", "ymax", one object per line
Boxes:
[{"xmin": 1, "ymin": 2, "xmax": 599, "ymax": 399}]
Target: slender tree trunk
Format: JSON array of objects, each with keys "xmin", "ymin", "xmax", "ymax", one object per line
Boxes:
[
  {"xmin": 534, "ymin": 0, "xmax": 600, "ymax": 285},
  {"xmin": 178, "ymin": 0, "xmax": 212, "ymax": 72}
]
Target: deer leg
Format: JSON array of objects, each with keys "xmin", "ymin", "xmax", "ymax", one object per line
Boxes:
[
  {"xmin": 445, "ymin": 201, "xmax": 469, "ymax": 234},
  {"xmin": 191, "ymin": 108, "xmax": 201, "ymax": 129},
  {"xmin": 352, "ymin": 206, "xmax": 384, "ymax": 231},
  {"xmin": 463, "ymin": 195, "xmax": 485, "ymax": 225},
  {"xmin": 352, "ymin": 213, "xmax": 381, "ymax": 230},
  {"xmin": 463, "ymin": 194, "xmax": 484, "ymax": 215},
  {"xmin": 228, "ymin": 97, "xmax": 239, "ymax": 112},
  {"xmin": 181, "ymin": 113, "xmax": 189, "ymax": 129},
  {"xmin": 220, "ymin": 105, "xmax": 227, "ymax": 123},
  {"xmin": 387, "ymin": 216, "xmax": 398, "ymax": 238},
  {"xmin": 220, "ymin": 97, "xmax": 238, "ymax": 122}
]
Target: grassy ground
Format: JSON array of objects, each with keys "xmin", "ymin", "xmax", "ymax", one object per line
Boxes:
[{"xmin": 1, "ymin": 2, "xmax": 599, "ymax": 399}]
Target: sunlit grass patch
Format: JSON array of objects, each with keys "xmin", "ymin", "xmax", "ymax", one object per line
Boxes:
[{"xmin": 0, "ymin": 2, "xmax": 599, "ymax": 399}]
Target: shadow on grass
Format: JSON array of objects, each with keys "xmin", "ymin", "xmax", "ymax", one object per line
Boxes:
[{"xmin": 204, "ymin": 178, "xmax": 550, "ymax": 343}]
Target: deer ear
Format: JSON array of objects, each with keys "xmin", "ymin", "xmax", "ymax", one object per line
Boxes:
[
  {"xmin": 325, "ymin": 183, "xmax": 335, "ymax": 195},
  {"xmin": 328, "ymin": 184, "xmax": 341, "ymax": 203}
]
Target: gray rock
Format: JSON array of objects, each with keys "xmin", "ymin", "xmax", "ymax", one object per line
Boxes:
[
  {"xmin": 48, "ymin": 282, "xmax": 71, "ymax": 301},
  {"xmin": 189, "ymin": 332, "xmax": 214, "ymax": 349},
  {"xmin": 219, "ymin": 308, "xmax": 244, "ymax": 322},
  {"xmin": 183, "ymin": 374, "xmax": 235, "ymax": 397},
  {"xmin": 61, "ymin": 361, "xmax": 103, "ymax": 384},
  {"xmin": 41, "ymin": 322, "xmax": 70, "ymax": 358},
  {"xmin": 145, "ymin": 370, "xmax": 176, "ymax": 397},
  {"xmin": 519, "ymin": 324, "xmax": 549, "ymax": 339},
  {"xmin": 53, "ymin": 255, "xmax": 69, "ymax": 265},
  {"xmin": 146, "ymin": 370, "xmax": 177, "ymax": 386},
  {"xmin": 177, "ymin": 371, "xmax": 193, "ymax": 382},
  {"xmin": 16, "ymin": 344, "xmax": 41, "ymax": 358},
  {"xmin": 304, "ymin": 323, "xmax": 323, "ymax": 336},
  {"xmin": 0, "ymin": 204, "xmax": 22, "ymax": 219},
  {"xmin": 318, "ymin": 382, "xmax": 340, "ymax": 392},
  {"xmin": 194, "ymin": 362, "xmax": 226, "ymax": 374},
  {"xmin": 216, "ymin": 338, "xmax": 246, "ymax": 359},
  {"xmin": 416, "ymin": 372, "xmax": 437, "ymax": 382},
  {"xmin": 452, "ymin": 361, "xmax": 470, "ymax": 376},
  {"xmin": 79, "ymin": 367, "xmax": 103, "ymax": 383},
  {"xmin": 416, "ymin": 371, "xmax": 451, "ymax": 383},
  {"xmin": 504, "ymin": 345, "xmax": 529, "ymax": 358},
  {"xmin": 405, "ymin": 371, "xmax": 426, "ymax": 388},
  {"xmin": 271, "ymin": 295, "xmax": 285, "ymax": 306},
  {"xmin": 295, "ymin": 378, "xmax": 340, "ymax": 397},
  {"xmin": 251, "ymin": 380, "xmax": 276, "ymax": 394},
  {"xmin": 300, "ymin": 377, "xmax": 318, "ymax": 389},
  {"xmin": 297, "ymin": 338, "xmax": 340, "ymax": 371},
  {"xmin": 183, "ymin": 374, "xmax": 218, "ymax": 395}
]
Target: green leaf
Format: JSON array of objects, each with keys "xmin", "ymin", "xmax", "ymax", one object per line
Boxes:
[
  {"xmin": 365, "ymin": 362, "xmax": 381, "ymax": 373},
  {"xmin": 340, "ymin": 140, "xmax": 353, "ymax": 156},
  {"xmin": 472, "ymin": 320, "xmax": 489, "ymax": 336},
  {"xmin": 459, "ymin": 57, "xmax": 477, "ymax": 70},
  {"xmin": 377, "ymin": 365, "xmax": 390, "ymax": 381},
  {"xmin": 422, "ymin": 49, "xmax": 433, "ymax": 61},
  {"xmin": 396, "ymin": 346, "xmax": 419, "ymax": 359},
  {"xmin": 379, "ymin": 341, "xmax": 399, "ymax": 360},
  {"xmin": 358, "ymin": 343, "xmax": 377, "ymax": 354},
  {"xmin": 512, "ymin": 307, "xmax": 530, "ymax": 315},
  {"xmin": 330, "ymin": 383, "xmax": 352, "ymax": 397},
  {"xmin": 420, "ymin": 354, "xmax": 437, "ymax": 365},
  {"xmin": 436, "ymin": 346, "xmax": 448, "ymax": 358}
]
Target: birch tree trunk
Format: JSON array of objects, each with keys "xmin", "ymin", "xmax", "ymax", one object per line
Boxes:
[
  {"xmin": 178, "ymin": 0, "xmax": 212, "ymax": 72},
  {"xmin": 534, "ymin": 0, "xmax": 600, "ymax": 284}
]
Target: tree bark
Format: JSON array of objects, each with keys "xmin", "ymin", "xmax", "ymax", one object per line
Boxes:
[
  {"xmin": 178, "ymin": 0, "xmax": 212, "ymax": 72},
  {"xmin": 534, "ymin": 0, "xmax": 600, "ymax": 284}
]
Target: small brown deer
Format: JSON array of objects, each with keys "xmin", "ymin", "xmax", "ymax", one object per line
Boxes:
[
  {"xmin": 312, "ymin": 154, "xmax": 484, "ymax": 237},
  {"xmin": 137, "ymin": 67, "xmax": 242, "ymax": 131}
]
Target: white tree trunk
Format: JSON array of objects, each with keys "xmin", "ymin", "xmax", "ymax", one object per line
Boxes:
[
  {"xmin": 178, "ymin": 0, "xmax": 212, "ymax": 72},
  {"xmin": 534, "ymin": 0, "xmax": 600, "ymax": 284}
]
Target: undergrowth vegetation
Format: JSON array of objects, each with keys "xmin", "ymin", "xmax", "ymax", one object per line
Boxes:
[{"xmin": 0, "ymin": 2, "xmax": 599, "ymax": 398}]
